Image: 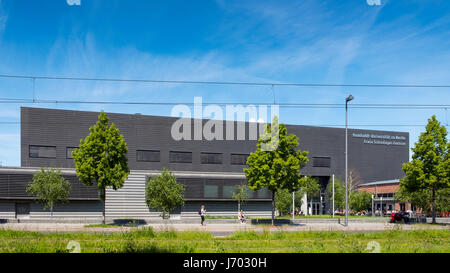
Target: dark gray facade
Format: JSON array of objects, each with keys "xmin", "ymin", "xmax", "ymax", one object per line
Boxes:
[
  {"xmin": 20, "ymin": 106, "xmax": 409, "ymax": 183},
  {"xmin": 0, "ymin": 106, "xmax": 409, "ymax": 221}
]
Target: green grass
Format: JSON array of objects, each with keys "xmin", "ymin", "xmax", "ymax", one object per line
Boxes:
[{"xmin": 0, "ymin": 227, "xmax": 448, "ymax": 253}]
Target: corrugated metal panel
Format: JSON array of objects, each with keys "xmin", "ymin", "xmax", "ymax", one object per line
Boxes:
[
  {"xmin": 105, "ymin": 172, "xmax": 272, "ymax": 218},
  {"xmin": 105, "ymin": 173, "xmax": 159, "ymax": 218}
]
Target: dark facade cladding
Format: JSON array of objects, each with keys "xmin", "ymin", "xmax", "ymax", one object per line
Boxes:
[
  {"xmin": 0, "ymin": 106, "xmax": 410, "ymax": 220},
  {"xmin": 0, "ymin": 170, "xmax": 98, "ymax": 200},
  {"xmin": 20, "ymin": 106, "xmax": 409, "ymax": 183}
]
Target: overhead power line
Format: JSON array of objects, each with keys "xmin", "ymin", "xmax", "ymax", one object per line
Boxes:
[
  {"xmin": 0, "ymin": 121, "xmax": 441, "ymax": 127},
  {"xmin": 1, "ymin": 74, "xmax": 450, "ymax": 88},
  {"xmin": 0, "ymin": 98, "xmax": 449, "ymax": 109}
]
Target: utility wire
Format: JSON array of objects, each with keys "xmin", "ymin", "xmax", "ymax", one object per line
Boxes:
[
  {"xmin": 0, "ymin": 98, "xmax": 449, "ymax": 109},
  {"xmin": 1, "ymin": 74, "xmax": 450, "ymax": 88},
  {"xmin": 0, "ymin": 121, "xmax": 442, "ymax": 127}
]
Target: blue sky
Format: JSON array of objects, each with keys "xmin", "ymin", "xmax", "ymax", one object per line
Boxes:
[{"xmin": 0, "ymin": 0, "xmax": 449, "ymax": 166}]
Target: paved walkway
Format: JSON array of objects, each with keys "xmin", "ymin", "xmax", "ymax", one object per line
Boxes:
[{"xmin": 0, "ymin": 222, "xmax": 448, "ymax": 234}]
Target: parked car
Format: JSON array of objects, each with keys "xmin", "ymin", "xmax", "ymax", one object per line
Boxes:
[{"xmin": 391, "ymin": 211, "xmax": 409, "ymax": 223}]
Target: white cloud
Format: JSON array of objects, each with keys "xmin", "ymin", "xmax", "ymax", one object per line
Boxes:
[{"xmin": 66, "ymin": 0, "xmax": 81, "ymax": 6}]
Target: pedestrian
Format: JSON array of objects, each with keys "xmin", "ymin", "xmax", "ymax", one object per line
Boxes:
[
  {"xmin": 238, "ymin": 210, "xmax": 246, "ymax": 224},
  {"xmin": 199, "ymin": 205, "xmax": 206, "ymax": 226}
]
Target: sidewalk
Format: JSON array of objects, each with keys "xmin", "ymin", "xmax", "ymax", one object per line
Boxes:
[{"xmin": 1, "ymin": 221, "xmax": 448, "ymax": 234}]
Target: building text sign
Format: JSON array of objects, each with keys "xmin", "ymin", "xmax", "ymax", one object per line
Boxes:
[{"xmin": 352, "ymin": 133, "xmax": 407, "ymax": 146}]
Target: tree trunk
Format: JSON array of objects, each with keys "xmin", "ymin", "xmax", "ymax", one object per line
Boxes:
[
  {"xmin": 238, "ymin": 200, "xmax": 240, "ymax": 213},
  {"xmin": 271, "ymin": 191, "xmax": 275, "ymax": 226},
  {"xmin": 431, "ymin": 187, "xmax": 436, "ymax": 224}
]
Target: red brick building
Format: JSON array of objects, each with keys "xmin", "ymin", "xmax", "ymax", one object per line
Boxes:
[{"xmin": 358, "ymin": 179, "xmax": 412, "ymax": 213}]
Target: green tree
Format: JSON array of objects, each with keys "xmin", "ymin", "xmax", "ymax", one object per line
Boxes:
[
  {"xmin": 396, "ymin": 187, "xmax": 450, "ymax": 216},
  {"xmin": 232, "ymin": 184, "xmax": 250, "ymax": 213},
  {"xmin": 399, "ymin": 115, "xmax": 449, "ymax": 223},
  {"xmin": 72, "ymin": 111, "xmax": 130, "ymax": 224},
  {"xmin": 350, "ymin": 191, "xmax": 372, "ymax": 213},
  {"xmin": 26, "ymin": 168, "xmax": 72, "ymax": 218},
  {"xmin": 145, "ymin": 169, "xmax": 185, "ymax": 219},
  {"xmin": 301, "ymin": 176, "xmax": 321, "ymax": 215},
  {"xmin": 244, "ymin": 117, "xmax": 309, "ymax": 225},
  {"xmin": 326, "ymin": 177, "xmax": 345, "ymax": 212},
  {"xmin": 275, "ymin": 188, "xmax": 303, "ymax": 216}
]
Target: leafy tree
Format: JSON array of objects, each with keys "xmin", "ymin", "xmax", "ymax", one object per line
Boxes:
[
  {"xmin": 396, "ymin": 187, "xmax": 450, "ymax": 216},
  {"xmin": 26, "ymin": 168, "xmax": 72, "ymax": 218},
  {"xmin": 350, "ymin": 191, "xmax": 372, "ymax": 213},
  {"xmin": 145, "ymin": 169, "xmax": 185, "ymax": 219},
  {"xmin": 326, "ymin": 177, "xmax": 345, "ymax": 212},
  {"xmin": 399, "ymin": 115, "xmax": 449, "ymax": 223},
  {"xmin": 244, "ymin": 117, "xmax": 309, "ymax": 225},
  {"xmin": 275, "ymin": 188, "xmax": 303, "ymax": 216},
  {"xmin": 232, "ymin": 184, "xmax": 250, "ymax": 213},
  {"xmin": 301, "ymin": 176, "xmax": 321, "ymax": 215},
  {"xmin": 72, "ymin": 111, "xmax": 130, "ymax": 224}
]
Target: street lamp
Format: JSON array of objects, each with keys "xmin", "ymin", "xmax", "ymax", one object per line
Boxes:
[
  {"xmin": 371, "ymin": 194, "xmax": 374, "ymax": 217},
  {"xmin": 345, "ymin": 94, "xmax": 354, "ymax": 227}
]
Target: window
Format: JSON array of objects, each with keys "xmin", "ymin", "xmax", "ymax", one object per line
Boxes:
[
  {"xmin": 257, "ymin": 187, "xmax": 271, "ymax": 199},
  {"xmin": 204, "ymin": 185, "xmax": 219, "ymax": 198},
  {"xmin": 231, "ymin": 154, "xmax": 249, "ymax": 165},
  {"xmin": 312, "ymin": 157, "xmax": 331, "ymax": 168},
  {"xmin": 137, "ymin": 150, "xmax": 160, "ymax": 162},
  {"xmin": 201, "ymin": 152, "xmax": 223, "ymax": 164},
  {"xmin": 29, "ymin": 145, "xmax": 56, "ymax": 158},
  {"xmin": 66, "ymin": 147, "xmax": 77, "ymax": 159},
  {"xmin": 169, "ymin": 151, "xmax": 192, "ymax": 163},
  {"xmin": 223, "ymin": 185, "xmax": 236, "ymax": 199},
  {"xmin": 377, "ymin": 193, "xmax": 393, "ymax": 198}
]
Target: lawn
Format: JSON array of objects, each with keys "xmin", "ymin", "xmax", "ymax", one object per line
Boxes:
[{"xmin": 0, "ymin": 228, "xmax": 448, "ymax": 253}]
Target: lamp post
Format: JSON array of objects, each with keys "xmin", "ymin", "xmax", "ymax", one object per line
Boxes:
[
  {"xmin": 371, "ymin": 194, "xmax": 374, "ymax": 217},
  {"xmin": 345, "ymin": 94, "xmax": 354, "ymax": 227},
  {"xmin": 380, "ymin": 196, "xmax": 383, "ymax": 217},
  {"xmin": 332, "ymin": 174, "xmax": 335, "ymax": 218},
  {"xmin": 292, "ymin": 189, "xmax": 295, "ymax": 221}
]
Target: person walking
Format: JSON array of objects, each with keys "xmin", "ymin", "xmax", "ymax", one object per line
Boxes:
[
  {"xmin": 238, "ymin": 210, "xmax": 246, "ymax": 224},
  {"xmin": 199, "ymin": 205, "xmax": 206, "ymax": 226}
]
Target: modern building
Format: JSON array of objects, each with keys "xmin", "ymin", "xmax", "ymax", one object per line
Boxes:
[
  {"xmin": 358, "ymin": 179, "xmax": 414, "ymax": 213},
  {"xmin": 0, "ymin": 107, "xmax": 409, "ymax": 222}
]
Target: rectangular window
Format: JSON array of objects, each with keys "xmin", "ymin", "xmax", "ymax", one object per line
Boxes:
[
  {"xmin": 257, "ymin": 187, "xmax": 272, "ymax": 199},
  {"xmin": 200, "ymin": 152, "xmax": 223, "ymax": 164},
  {"xmin": 204, "ymin": 185, "xmax": 219, "ymax": 198},
  {"xmin": 29, "ymin": 145, "xmax": 56, "ymax": 159},
  {"xmin": 312, "ymin": 157, "xmax": 331, "ymax": 168},
  {"xmin": 231, "ymin": 154, "xmax": 249, "ymax": 165},
  {"xmin": 223, "ymin": 185, "xmax": 236, "ymax": 199},
  {"xmin": 137, "ymin": 150, "xmax": 160, "ymax": 162},
  {"xmin": 169, "ymin": 151, "xmax": 192, "ymax": 163},
  {"xmin": 66, "ymin": 147, "xmax": 77, "ymax": 159}
]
